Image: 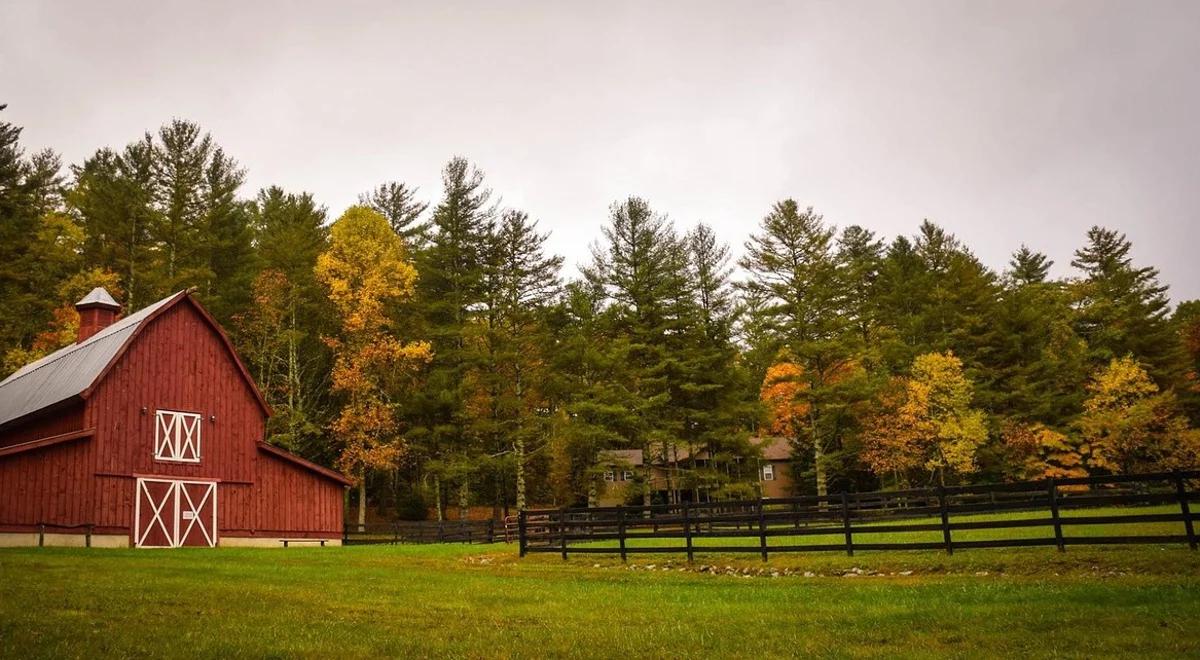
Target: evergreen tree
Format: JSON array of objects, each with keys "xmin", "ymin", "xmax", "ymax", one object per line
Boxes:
[
  {"xmin": 470, "ymin": 209, "xmax": 563, "ymax": 512},
  {"xmin": 0, "ymin": 105, "xmax": 66, "ymax": 354},
  {"xmin": 359, "ymin": 181, "xmax": 430, "ymax": 248},
  {"xmin": 413, "ymin": 157, "xmax": 496, "ymax": 518},
  {"xmin": 584, "ymin": 197, "xmax": 686, "ymax": 503},
  {"xmin": 740, "ymin": 201, "xmax": 870, "ymax": 496},
  {"xmin": 1071, "ymin": 226, "xmax": 1181, "ymax": 383},
  {"xmin": 69, "ymin": 140, "xmax": 158, "ymax": 308},
  {"xmin": 989, "ymin": 247, "xmax": 1088, "ymax": 429}
]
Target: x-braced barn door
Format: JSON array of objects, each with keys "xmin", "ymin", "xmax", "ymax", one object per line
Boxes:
[{"xmin": 134, "ymin": 478, "xmax": 217, "ymax": 548}]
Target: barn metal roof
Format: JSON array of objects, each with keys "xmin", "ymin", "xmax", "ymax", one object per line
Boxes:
[{"xmin": 0, "ymin": 292, "xmax": 180, "ymax": 429}]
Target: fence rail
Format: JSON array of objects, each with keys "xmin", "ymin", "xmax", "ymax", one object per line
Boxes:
[
  {"xmin": 519, "ymin": 471, "xmax": 1200, "ymax": 560},
  {"xmin": 343, "ymin": 519, "xmax": 497, "ymax": 545}
]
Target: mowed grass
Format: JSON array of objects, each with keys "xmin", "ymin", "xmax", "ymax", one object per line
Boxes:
[{"xmin": 3, "ymin": 534, "xmax": 1200, "ymax": 659}]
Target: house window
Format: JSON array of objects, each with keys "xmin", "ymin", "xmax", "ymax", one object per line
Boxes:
[
  {"xmin": 155, "ymin": 410, "xmax": 202, "ymax": 463},
  {"xmin": 603, "ymin": 470, "xmax": 615, "ymax": 482},
  {"xmin": 761, "ymin": 464, "xmax": 775, "ymax": 481},
  {"xmin": 622, "ymin": 470, "xmax": 635, "ymax": 482}
]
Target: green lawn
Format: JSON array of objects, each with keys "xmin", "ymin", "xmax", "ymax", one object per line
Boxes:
[{"xmin": 2, "ymin": 538, "xmax": 1200, "ymax": 658}]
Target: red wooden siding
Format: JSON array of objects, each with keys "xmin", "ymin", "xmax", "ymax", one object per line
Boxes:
[
  {"xmin": 86, "ymin": 302, "xmax": 263, "ymax": 484},
  {"xmin": 223, "ymin": 452, "xmax": 344, "ymax": 538},
  {"xmin": 0, "ymin": 404, "xmax": 85, "ymax": 449},
  {"xmin": 0, "ymin": 437, "xmax": 96, "ymax": 531}
]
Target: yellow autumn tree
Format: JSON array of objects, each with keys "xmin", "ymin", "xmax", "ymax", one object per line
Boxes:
[
  {"xmin": 862, "ymin": 351, "xmax": 987, "ymax": 486},
  {"xmin": 315, "ymin": 206, "xmax": 432, "ymax": 529},
  {"xmin": 1078, "ymin": 357, "xmax": 1200, "ymax": 474}
]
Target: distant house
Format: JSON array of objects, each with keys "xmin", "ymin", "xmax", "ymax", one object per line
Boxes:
[
  {"xmin": 593, "ymin": 436, "xmax": 795, "ymax": 505},
  {"xmin": 0, "ymin": 288, "xmax": 350, "ymax": 548},
  {"xmin": 751, "ymin": 436, "xmax": 794, "ymax": 499}
]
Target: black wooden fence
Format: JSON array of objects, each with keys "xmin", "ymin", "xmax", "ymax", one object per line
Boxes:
[
  {"xmin": 519, "ymin": 471, "xmax": 1200, "ymax": 560},
  {"xmin": 343, "ymin": 519, "xmax": 497, "ymax": 545}
]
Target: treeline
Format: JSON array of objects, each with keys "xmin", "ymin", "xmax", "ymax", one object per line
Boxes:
[{"xmin": 2, "ymin": 110, "xmax": 1198, "ymax": 521}]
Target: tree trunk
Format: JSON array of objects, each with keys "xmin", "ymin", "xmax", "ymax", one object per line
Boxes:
[
  {"xmin": 434, "ymin": 474, "xmax": 444, "ymax": 522},
  {"xmin": 458, "ymin": 478, "xmax": 469, "ymax": 521},
  {"xmin": 357, "ymin": 476, "xmax": 367, "ymax": 532},
  {"xmin": 813, "ymin": 441, "xmax": 827, "ymax": 498},
  {"xmin": 515, "ymin": 434, "xmax": 526, "ymax": 511}
]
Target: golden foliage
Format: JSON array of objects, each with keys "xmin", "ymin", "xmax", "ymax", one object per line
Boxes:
[
  {"xmin": 1078, "ymin": 357, "xmax": 1200, "ymax": 474},
  {"xmin": 1001, "ymin": 423, "xmax": 1088, "ymax": 481},
  {"xmin": 316, "ymin": 207, "xmax": 432, "ymax": 481}
]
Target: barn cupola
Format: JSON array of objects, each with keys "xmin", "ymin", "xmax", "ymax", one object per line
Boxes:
[{"xmin": 75, "ymin": 287, "xmax": 121, "ymax": 342}]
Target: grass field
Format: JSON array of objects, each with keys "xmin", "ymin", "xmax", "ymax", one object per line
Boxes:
[{"xmin": 3, "ymin": 529, "xmax": 1200, "ymax": 659}]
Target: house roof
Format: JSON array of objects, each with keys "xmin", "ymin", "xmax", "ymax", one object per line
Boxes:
[
  {"xmin": 0, "ymin": 290, "xmax": 270, "ymax": 431},
  {"xmin": 753, "ymin": 436, "xmax": 792, "ymax": 461},
  {"xmin": 598, "ymin": 449, "xmax": 644, "ymax": 467}
]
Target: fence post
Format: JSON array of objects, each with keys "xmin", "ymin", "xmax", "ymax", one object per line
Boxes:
[
  {"xmin": 937, "ymin": 485, "xmax": 952, "ymax": 555},
  {"xmin": 38, "ymin": 523, "xmax": 44, "ymax": 548},
  {"xmin": 757, "ymin": 499, "xmax": 768, "ymax": 561},
  {"xmin": 86, "ymin": 524, "xmax": 92, "ymax": 548},
  {"xmin": 559, "ymin": 507, "xmax": 568, "ymax": 560},
  {"xmin": 487, "ymin": 518, "xmax": 495, "ymax": 544},
  {"xmin": 518, "ymin": 510, "xmax": 528, "ymax": 558},
  {"xmin": 1048, "ymin": 478, "xmax": 1065, "ymax": 552},
  {"xmin": 1175, "ymin": 472, "xmax": 1196, "ymax": 550},
  {"xmin": 840, "ymin": 492, "xmax": 853, "ymax": 557},
  {"xmin": 617, "ymin": 506, "xmax": 627, "ymax": 562},
  {"xmin": 683, "ymin": 501, "xmax": 693, "ymax": 563}
]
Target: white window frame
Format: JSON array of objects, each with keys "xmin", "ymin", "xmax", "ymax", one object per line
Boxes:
[
  {"xmin": 603, "ymin": 470, "xmax": 615, "ymax": 482},
  {"xmin": 154, "ymin": 409, "xmax": 202, "ymax": 463},
  {"xmin": 622, "ymin": 470, "xmax": 635, "ymax": 482},
  {"xmin": 761, "ymin": 464, "xmax": 775, "ymax": 481}
]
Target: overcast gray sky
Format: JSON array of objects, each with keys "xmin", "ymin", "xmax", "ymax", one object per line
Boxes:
[{"xmin": 2, "ymin": 1, "xmax": 1198, "ymax": 300}]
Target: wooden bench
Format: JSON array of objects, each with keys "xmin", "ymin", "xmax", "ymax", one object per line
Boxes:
[{"xmin": 280, "ymin": 539, "xmax": 328, "ymax": 548}]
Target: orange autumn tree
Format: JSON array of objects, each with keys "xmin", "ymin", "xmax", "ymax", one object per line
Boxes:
[
  {"xmin": 760, "ymin": 357, "xmax": 810, "ymax": 438},
  {"xmin": 316, "ymin": 206, "xmax": 432, "ymax": 529}
]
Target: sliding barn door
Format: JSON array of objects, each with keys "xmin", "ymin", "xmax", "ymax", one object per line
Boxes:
[{"xmin": 134, "ymin": 478, "xmax": 218, "ymax": 548}]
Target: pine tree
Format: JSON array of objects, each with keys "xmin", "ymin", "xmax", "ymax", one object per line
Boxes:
[
  {"xmin": 0, "ymin": 106, "xmax": 66, "ymax": 355},
  {"xmin": 1071, "ymin": 226, "xmax": 1181, "ymax": 383},
  {"xmin": 413, "ymin": 157, "xmax": 496, "ymax": 518},
  {"xmin": 359, "ymin": 181, "xmax": 430, "ymax": 247},
  {"xmin": 471, "ymin": 209, "xmax": 563, "ymax": 512},
  {"xmin": 69, "ymin": 141, "xmax": 158, "ymax": 309},
  {"xmin": 989, "ymin": 247, "xmax": 1088, "ymax": 429},
  {"xmin": 740, "ymin": 201, "xmax": 866, "ymax": 496},
  {"xmin": 1009, "ymin": 245, "xmax": 1052, "ymax": 286},
  {"xmin": 584, "ymin": 197, "xmax": 686, "ymax": 504}
]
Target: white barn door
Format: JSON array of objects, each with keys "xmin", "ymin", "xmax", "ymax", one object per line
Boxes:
[{"xmin": 134, "ymin": 478, "xmax": 217, "ymax": 548}]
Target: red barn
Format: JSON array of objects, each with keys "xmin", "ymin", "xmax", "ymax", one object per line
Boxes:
[{"xmin": 0, "ymin": 288, "xmax": 349, "ymax": 548}]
